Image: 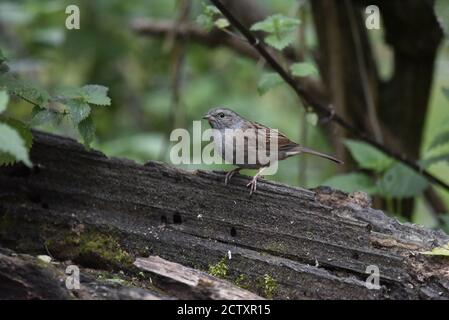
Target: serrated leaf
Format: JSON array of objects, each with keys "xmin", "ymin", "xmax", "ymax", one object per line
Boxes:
[
  {"xmin": 78, "ymin": 116, "xmax": 95, "ymax": 147},
  {"xmin": 429, "ymin": 130, "xmax": 449, "ymax": 150},
  {"xmin": 29, "ymin": 106, "xmax": 60, "ymax": 127},
  {"xmin": 435, "ymin": 0, "xmax": 449, "ymax": 37},
  {"xmin": 0, "ymin": 48, "xmax": 5, "ymax": 63},
  {"xmin": 65, "ymin": 99, "xmax": 91, "ymax": 124},
  {"xmin": 290, "ymin": 62, "xmax": 318, "ymax": 77},
  {"xmin": 0, "ymin": 90, "xmax": 9, "ymax": 113},
  {"xmin": 81, "ymin": 85, "xmax": 111, "ymax": 106},
  {"xmin": 257, "ymin": 73, "xmax": 284, "ymax": 95},
  {"xmin": 0, "ymin": 73, "xmax": 50, "ymax": 108},
  {"xmin": 323, "ymin": 173, "xmax": 378, "ymax": 195},
  {"xmin": 251, "ymin": 15, "xmax": 300, "ymax": 51},
  {"xmin": 345, "ymin": 139, "xmax": 393, "ymax": 172},
  {"xmin": 0, "ymin": 118, "xmax": 34, "ymax": 166},
  {"xmin": 250, "ymin": 14, "xmax": 300, "ymax": 33},
  {"xmin": 214, "ymin": 18, "xmax": 229, "ymax": 29},
  {"xmin": 0, "ymin": 122, "xmax": 32, "ymax": 167},
  {"xmin": 377, "ymin": 163, "xmax": 428, "ymax": 198},
  {"xmin": 421, "ymin": 242, "xmax": 449, "ymax": 256},
  {"xmin": 55, "ymin": 86, "xmax": 85, "ymax": 100},
  {"xmin": 265, "ymin": 32, "xmax": 296, "ymax": 51},
  {"xmin": 306, "ymin": 112, "xmax": 318, "ymax": 126}
]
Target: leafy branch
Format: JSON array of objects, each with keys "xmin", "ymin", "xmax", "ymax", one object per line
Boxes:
[
  {"xmin": 0, "ymin": 49, "xmax": 111, "ymax": 167},
  {"xmin": 209, "ymin": 0, "xmax": 449, "ymax": 193}
]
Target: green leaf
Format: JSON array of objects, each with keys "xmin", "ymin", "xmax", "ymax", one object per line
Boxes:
[
  {"xmin": 203, "ymin": 5, "xmax": 220, "ymax": 16},
  {"xmin": 214, "ymin": 18, "xmax": 229, "ymax": 29},
  {"xmin": 345, "ymin": 139, "xmax": 393, "ymax": 172},
  {"xmin": 196, "ymin": 14, "xmax": 214, "ymax": 31},
  {"xmin": 250, "ymin": 14, "xmax": 300, "ymax": 33},
  {"xmin": 421, "ymin": 242, "xmax": 449, "ymax": 256},
  {"xmin": 251, "ymin": 15, "xmax": 300, "ymax": 51},
  {"xmin": 428, "ymin": 130, "xmax": 449, "ymax": 150},
  {"xmin": 81, "ymin": 85, "xmax": 111, "ymax": 106},
  {"xmin": 0, "ymin": 90, "xmax": 9, "ymax": 113},
  {"xmin": 29, "ymin": 106, "xmax": 60, "ymax": 127},
  {"xmin": 290, "ymin": 62, "xmax": 318, "ymax": 77},
  {"xmin": 0, "ymin": 122, "xmax": 32, "ymax": 167},
  {"xmin": 265, "ymin": 33, "xmax": 296, "ymax": 51},
  {"xmin": 323, "ymin": 173, "xmax": 378, "ymax": 195},
  {"xmin": 0, "ymin": 73, "xmax": 50, "ymax": 108},
  {"xmin": 257, "ymin": 73, "xmax": 284, "ymax": 95},
  {"xmin": 66, "ymin": 99, "xmax": 91, "ymax": 125},
  {"xmin": 435, "ymin": 0, "xmax": 449, "ymax": 38},
  {"xmin": 422, "ymin": 153, "xmax": 449, "ymax": 167},
  {"xmin": 306, "ymin": 112, "xmax": 318, "ymax": 126},
  {"xmin": 78, "ymin": 116, "xmax": 95, "ymax": 147},
  {"xmin": 197, "ymin": 5, "xmax": 220, "ymax": 31},
  {"xmin": 377, "ymin": 163, "xmax": 428, "ymax": 198},
  {"xmin": 55, "ymin": 86, "xmax": 85, "ymax": 100}
]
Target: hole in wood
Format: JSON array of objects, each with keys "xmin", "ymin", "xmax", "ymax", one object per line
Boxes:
[
  {"xmin": 7, "ymin": 164, "xmax": 32, "ymax": 178},
  {"xmin": 41, "ymin": 203, "xmax": 49, "ymax": 210},
  {"xmin": 173, "ymin": 213, "xmax": 182, "ymax": 224},
  {"xmin": 28, "ymin": 192, "xmax": 42, "ymax": 204},
  {"xmin": 230, "ymin": 227, "xmax": 237, "ymax": 237},
  {"xmin": 160, "ymin": 215, "xmax": 167, "ymax": 224}
]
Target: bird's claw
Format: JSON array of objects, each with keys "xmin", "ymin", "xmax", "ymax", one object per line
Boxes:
[
  {"xmin": 246, "ymin": 178, "xmax": 257, "ymax": 196},
  {"xmin": 225, "ymin": 168, "xmax": 240, "ymax": 186}
]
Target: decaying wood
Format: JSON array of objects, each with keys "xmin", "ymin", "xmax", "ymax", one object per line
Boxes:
[
  {"xmin": 134, "ymin": 256, "xmax": 263, "ymax": 300},
  {"xmin": 0, "ymin": 247, "xmax": 172, "ymax": 300},
  {"xmin": 0, "ymin": 131, "xmax": 449, "ymax": 300}
]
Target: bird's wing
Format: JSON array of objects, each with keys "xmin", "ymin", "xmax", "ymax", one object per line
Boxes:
[{"xmin": 252, "ymin": 121, "xmax": 298, "ymax": 151}]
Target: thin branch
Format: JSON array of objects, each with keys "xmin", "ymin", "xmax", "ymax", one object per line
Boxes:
[
  {"xmin": 131, "ymin": 18, "xmax": 259, "ymax": 60},
  {"xmin": 345, "ymin": 0, "xmax": 383, "ymax": 143},
  {"xmin": 131, "ymin": 18, "xmax": 327, "ymax": 105},
  {"xmin": 210, "ymin": 0, "xmax": 449, "ymax": 192}
]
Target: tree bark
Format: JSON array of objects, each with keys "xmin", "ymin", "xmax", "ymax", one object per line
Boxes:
[{"xmin": 0, "ymin": 131, "xmax": 448, "ymax": 299}]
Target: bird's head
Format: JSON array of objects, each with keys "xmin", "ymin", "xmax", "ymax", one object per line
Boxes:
[{"xmin": 202, "ymin": 107, "xmax": 244, "ymax": 130}]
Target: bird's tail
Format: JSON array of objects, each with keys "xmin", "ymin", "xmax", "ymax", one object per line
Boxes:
[{"xmin": 289, "ymin": 146, "xmax": 343, "ymax": 164}]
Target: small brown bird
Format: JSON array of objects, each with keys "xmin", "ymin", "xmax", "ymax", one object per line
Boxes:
[{"xmin": 203, "ymin": 107, "xmax": 343, "ymax": 195}]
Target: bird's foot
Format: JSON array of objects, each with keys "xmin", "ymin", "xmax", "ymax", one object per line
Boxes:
[
  {"xmin": 225, "ymin": 168, "xmax": 241, "ymax": 186},
  {"xmin": 246, "ymin": 177, "xmax": 258, "ymax": 196}
]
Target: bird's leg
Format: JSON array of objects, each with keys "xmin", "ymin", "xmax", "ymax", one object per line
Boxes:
[
  {"xmin": 246, "ymin": 167, "xmax": 266, "ymax": 196},
  {"xmin": 225, "ymin": 167, "xmax": 241, "ymax": 185}
]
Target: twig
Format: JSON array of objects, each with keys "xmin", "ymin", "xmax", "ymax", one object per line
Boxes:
[
  {"xmin": 345, "ymin": 0, "xmax": 383, "ymax": 143},
  {"xmin": 297, "ymin": 1, "xmax": 308, "ymax": 185},
  {"xmin": 159, "ymin": 0, "xmax": 190, "ymax": 161},
  {"xmin": 210, "ymin": 0, "xmax": 449, "ymax": 192}
]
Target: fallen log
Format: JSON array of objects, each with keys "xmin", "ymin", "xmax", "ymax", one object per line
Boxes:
[{"xmin": 0, "ymin": 131, "xmax": 448, "ymax": 299}]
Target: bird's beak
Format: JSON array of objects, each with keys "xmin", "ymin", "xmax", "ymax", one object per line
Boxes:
[{"xmin": 202, "ymin": 114, "xmax": 213, "ymax": 121}]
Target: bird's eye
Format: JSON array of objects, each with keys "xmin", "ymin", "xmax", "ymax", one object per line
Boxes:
[{"xmin": 218, "ymin": 113, "xmax": 225, "ymax": 118}]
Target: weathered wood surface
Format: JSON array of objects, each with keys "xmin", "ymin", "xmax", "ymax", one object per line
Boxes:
[
  {"xmin": 134, "ymin": 256, "xmax": 263, "ymax": 300},
  {"xmin": 0, "ymin": 131, "xmax": 449, "ymax": 299},
  {"xmin": 0, "ymin": 247, "xmax": 166, "ymax": 300}
]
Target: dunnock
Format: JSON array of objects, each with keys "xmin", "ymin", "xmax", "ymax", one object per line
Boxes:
[{"xmin": 203, "ymin": 107, "xmax": 342, "ymax": 195}]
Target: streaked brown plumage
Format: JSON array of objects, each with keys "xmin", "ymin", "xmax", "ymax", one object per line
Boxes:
[{"xmin": 203, "ymin": 107, "xmax": 342, "ymax": 195}]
